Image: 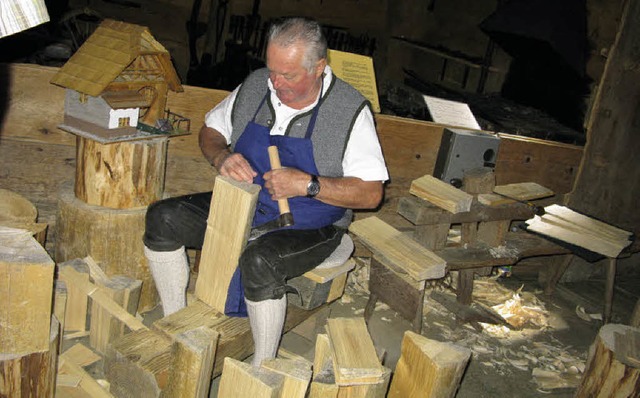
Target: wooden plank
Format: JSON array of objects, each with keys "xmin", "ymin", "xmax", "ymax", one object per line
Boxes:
[
  {"xmin": 62, "ymin": 343, "xmax": 102, "ymax": 368},
  {"xmin": 195, "ymin": 176, "xmax": 260, "ymax": 312},
  {"xmin": 494, "ymin": 133, "xmax": 583, "ymax": 195},
  {"xmin": 0, "ymin": 229, "xmax": 55, "ymax": 353},
  {"xmin": 261, "ymin": 358, "xmax": 312, "ymax": 398},
  {"xmin": 218, "ymin": 357, "xmax": 283, "ymax": 397},
  {"xmin": 349, "ymin": 216, "xmax": 446, "ymax": 281},
  {"xmin": 493, "ymin": 182, "xmax": 554, "ymax": 201},
  {"xmin": 525, "ymin": 205, "xmax": 633, "ymax": 257},
  {"xmin": 58, "ymin": 356, "xmax": 114, "ymax": 398},
  {"xmin": 326, "ymin": 317, "xmax": 384, "ymax": 386},
  {"xmin": 58, "ymin": 259, "xmax": 90, "ymax": 332},
  {"xmin": 410, "ymin": 175, "xmax": 473, "ymax": 214},
  {"xmin": 303, "ymin": 259, "xmax": 355, "ymax": 284},
  {"xmin": 388, "ymin": 331, "xmax": 471, "ymax": 398},
  {"xmin": 163, "ymin": 327, "xmax": 219, "ymax": 398}
]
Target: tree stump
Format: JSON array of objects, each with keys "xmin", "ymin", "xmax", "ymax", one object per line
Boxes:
[
  {"xmin": 575, "ymin": 323, "xmax": 640, "ymax": 397},
  {"xmin": 75, "ymin": 136, "xmax": 168, "ymax": 209},
  {"xmin": 55, "ymin": 185, "xmax": 158, "ymax": 312}
]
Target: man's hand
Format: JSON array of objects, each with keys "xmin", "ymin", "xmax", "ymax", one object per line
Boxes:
[
  {"xmin": 218, "ymin": 153, "xmax": 257, "ymax": 184},
  {"xmin": 264, "ymin": 168, "xmax": 308, "ymax": 199}
]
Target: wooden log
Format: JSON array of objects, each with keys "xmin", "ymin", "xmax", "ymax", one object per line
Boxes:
[
  {"xmin": 388, "ymin": 331, "xmax": 471, "ymax": 398},
  {"xmin": 55, "ymin": 185, "xmax": 158, "ymax": 311},
  {"xmin": 462, "ymin": 167, "xmax": 495, "ymax": 194},
  {"xmin": 409, "ymin": 175, "xmax": 473, "ymax": 214},
  {"xmin": 0, "ymin": 229, "xmax": 55, "ymax": 353},
  {"xmin": 218, "ymin": 357, "xmax": 284, "ymax": 397},
  {"xmin": 75, "ymin": 135, "xmax": 168, "ymax": 209},
  {"xmin": 195, "ymin": 176, "xmax": 260, "ymax": 312},
  {"xmin": 575, "ymin": 324, "xmax": 640, "ymax": 397},
  {"xmin": 349, "ymin": 216, "xmax": 446, "ymax": 281},
  {"xmin": 162, "ymin": 327, "xmax": 219, "ymax": 398},
  {"xmin": 89, "ymin": 275, "xmax": 142, "ymax": 354},
  {"xmin": 0, "ymin": 316, "xmax": 59, "ymax": 398},
  {"xmin": 105, "ymin": 328, "xmax": 173, "ymax": 398},
  {"xmin": 58, "ymin": 259, "xmax": 90, "ymax": 332},
  {"xmin": 261, "ymin": 358, "xmax": 312, "ymax": 398},
  {"xmin": 326, "ymin": 317, "xmax": 384, "ymax": 386}
]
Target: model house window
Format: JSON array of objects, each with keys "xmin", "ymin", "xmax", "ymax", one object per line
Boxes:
[{"xmin": 118, "ymin": 117, "xmax": 130, "ymax": 127}]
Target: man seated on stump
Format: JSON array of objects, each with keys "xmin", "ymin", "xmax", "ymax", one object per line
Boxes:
[{"xmin": 142, "ymin": 16, "xmax": 388, "ymax": 366}]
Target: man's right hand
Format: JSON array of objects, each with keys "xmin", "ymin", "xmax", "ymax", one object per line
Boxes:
[{"xmin": 218, "ymin": 152, "xmax": 257, "ymax": 183}]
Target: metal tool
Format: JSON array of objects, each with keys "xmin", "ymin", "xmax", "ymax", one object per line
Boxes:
[{"xmin": 249, "ymin": 145, "xmax": 294, "ymax": 239}]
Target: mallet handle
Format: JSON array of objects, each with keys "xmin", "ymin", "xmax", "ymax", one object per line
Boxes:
[{"xmin": 267, "ymin": 145, "xmax": 291, "ymax": 215}]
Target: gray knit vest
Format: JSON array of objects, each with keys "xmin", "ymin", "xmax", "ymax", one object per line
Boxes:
[{"xmin": 229, "ymin": 68, "xmax": 370, "ymax": 178}]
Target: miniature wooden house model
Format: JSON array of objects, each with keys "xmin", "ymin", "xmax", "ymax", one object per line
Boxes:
[{"xmin": 51, "ymin": 19, "xmax": 187, "ymax": 142}]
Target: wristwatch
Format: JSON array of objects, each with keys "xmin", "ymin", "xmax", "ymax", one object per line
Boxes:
[{"xmin": 306, "ymin": 174, "xmax": 321, "ymax": 198}]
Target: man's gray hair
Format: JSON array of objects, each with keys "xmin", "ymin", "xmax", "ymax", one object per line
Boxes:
[{"xmin": 268, "ymin": 17, "xmax": 327, "ymax": 72}]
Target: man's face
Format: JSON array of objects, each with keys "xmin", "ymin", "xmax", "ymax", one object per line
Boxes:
[{"xmin": 266, "ymin": 42, "xmax": 325, "ymax": 109}]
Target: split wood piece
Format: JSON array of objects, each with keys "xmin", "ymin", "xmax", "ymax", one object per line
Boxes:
[
  {"xmin": 397, "ymin": 196, "xmax": 535, "ymax": 226},
  {"xmin": 575, "ymin": 324, "xmax": 640, "ymax": 397},
  {"xmin": 0, "ymin": 316, "xmax": 59, "ymax": 398},
  {"xmin": 525, "ymin": 204, "xmax": 633, "ymax": 258},
  {"xmin": 477, "ymin": 193, "xmax": 517, "ymax": 206},
  {"xmin": 58, "ymin": 266, "xmax": 147, "ymax": 332},
  {"xmin": 55, "ymin": 187, "xmax": 158, "ymax": 311},
  {"xmin": 493, "ymin": 182, "xmax": 554, "ymax": 201},
  {"xmin": 410, "ymin": 174, "xmax": 473, "ymax": 214},
  {"xmin": 89, "ymin": 274, "xmax": 142, "ymax": 354},
  {"xmin": 58, "ymin": 258, "xmax": 90, "ymax": 332},
  {"xmin": 261, "ymin": 358, "xmax": 312, "ymax": 398},
  {"xmin": 337, "ymin": 367, "xmax": 391, "ymax": 398},
  {"xmin": 153, "ymin": 299, "xmax": 323, "ymax": 378},
  {"xmin": 365, "ymin": 257, "xmax": 426, "ymax": 334},
  {"xmin": 325, "ymin": 317, "xmax": 385, "ymax": 386},
  {"xmin": 163, "ymin": 327, "xmax": 219, "ymax": 398},
  {"xmin": 388, "ymin": 330, "xmax": 471, "ymax": 398},
  {"xmin": 462, "ymin": 167, "xmax": 495, "ymax": 195},
  {"xmin": 54, "ymin": 280, "xmax": 68, "ymax": 349},
  {"xmin": 63, "ymin": 342, "xmax": 102, "ymax": 368},
  {"xmin": 349, "ymin": 216, "xmax": 446, "ymax": 281},
  {"xmin": 195, "ymin": 175, "xmax": 260, "ymax": 312},
  {"xmin": 313, "ymin": 334, "xmax": 333, "ymax": 380},
  {"xmin": 287, "ymin": 259, "xmax": 355, "ymax": 310},
  {"xmin": 0, "ymin": 230, "xmax": 55, "ymax": 353},
  {"xmin": 75, "ymin": 136, "xmax": 168, "ymax": 209},
  {"xmin": 105, "ymin": 328, "xmax": 173, "ymax": 398},
  {"xmin": 218, "ymin": 357, "xmax": 284, "ymax": 397},
  {"xmin": 85, "ymin": 255, "xmax": 110, "ymax": 284},
  {"xmin": 0, "ymin": 220, "xmax": 48, "ymax": 246},
  {"xmin": 58, "ymin": 346, "xmax": 114, "ymax": 398}
]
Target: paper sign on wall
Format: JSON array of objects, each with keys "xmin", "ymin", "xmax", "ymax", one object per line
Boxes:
[
  {"xmin": 327, "ymin": 49, "xmax": 381, "ymax": 113},
  {"xmin": 423, "ymin": 95, "xmax": 481, "ymax": 130}
]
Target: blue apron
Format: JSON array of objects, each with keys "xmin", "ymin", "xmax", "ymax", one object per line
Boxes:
[{"xmin": 224, "ymin": 87, "xmax": 346, "ymax": 316}]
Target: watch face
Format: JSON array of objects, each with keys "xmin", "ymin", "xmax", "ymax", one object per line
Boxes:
[{"xmin": 307, "ymin": 176, "xmax": 320, "ymax": 197}]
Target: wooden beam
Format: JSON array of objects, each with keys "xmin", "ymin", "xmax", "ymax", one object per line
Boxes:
[
  {"xmin": 163, "ymin": 327, "xmax": 219, "ymax": 398},
  {"xmin": 410, "ymin": 175, "xmax": 473, "ymax": 214},
  {"xmin": 388, "ymin": 331, "xmax": 471, "ymax": 398},
  {"xmin": 0, "ymin": 229, "xmax": 55, "ymax": 353},
  {"xmin": 195, "ymin": 176, "xmax": 260, "ymax": 312},
  {"xmin": 349, "ymin": 216, "xmax": 446, "ymax": 281}
]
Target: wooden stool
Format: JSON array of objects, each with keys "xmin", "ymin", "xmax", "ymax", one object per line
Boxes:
[{"xmin": 288, "ymin": 234, "xmax": 355, "ymax": 310}]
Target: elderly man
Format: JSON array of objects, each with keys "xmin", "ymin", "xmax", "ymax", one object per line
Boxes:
[{"xmin": 143, "ymin": 17, "xmax": 388, "ymax": 366}]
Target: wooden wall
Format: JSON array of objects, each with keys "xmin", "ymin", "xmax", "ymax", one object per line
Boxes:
[{"xmin": 0, "ymin": 63, "xmax": 583, "ymax": 257}]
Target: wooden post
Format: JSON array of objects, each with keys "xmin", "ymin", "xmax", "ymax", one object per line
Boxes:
[
  {"xmin": 0, "ymin": 316, "xmax": 60, "ymax": 398},
  {"xmin": 388, "ymin": 331, "xmax": 471, "ymax": 398},
  {"xmin": 162, "ymin": 327, "xmax": 219, "ymax": 398},
  {"xmin": 195, "ymin": 176, "xmax": 260, "ymax": 312},
  {"xmin": 75, "ymin": 136, "xmax": 168, "ymax": 209},
  {"xmin": 55, "ymin": 186, "xmax": 158, "ymax": 311},
  {"xmin": 462, "ymin": 167, "xmax": 495, "ymax": 195},
  {"xmin": 575, "ymin": 324, "xmax": 640, "ymax": 397},
  {"xmin": 89, "ymin": 275, "xmax": 143, "ymax": 354},
  {"xmin": 217, "ymin": 357, "xmax": 284, "ymax": 397},
  {"xmin": 0, "ymin": 229, "xmax": 55, "ymax": 353}
]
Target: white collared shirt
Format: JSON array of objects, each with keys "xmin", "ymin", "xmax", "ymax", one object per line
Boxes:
[{"xmin": 205, "ymin": 66, "xmax": 388, "ymax": 182}]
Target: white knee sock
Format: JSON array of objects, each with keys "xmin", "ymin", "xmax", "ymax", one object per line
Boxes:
[
  {"xmin": 245, "ymin": 296, "xmax": 287, "ymax": 367},
  {"xmin": 144, "ymin": 245, "xmax": 189, "ymax": 317}
]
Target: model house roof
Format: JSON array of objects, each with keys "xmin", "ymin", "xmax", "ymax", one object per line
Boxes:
[{"xmin": 51, "ymin": 19, "xmax": 183, "ymax": 96}]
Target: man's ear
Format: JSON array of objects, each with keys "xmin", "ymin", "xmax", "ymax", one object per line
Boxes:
[{"xmin": 315, "ymin": 58, "xmax": 327, "ymax": 78}]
